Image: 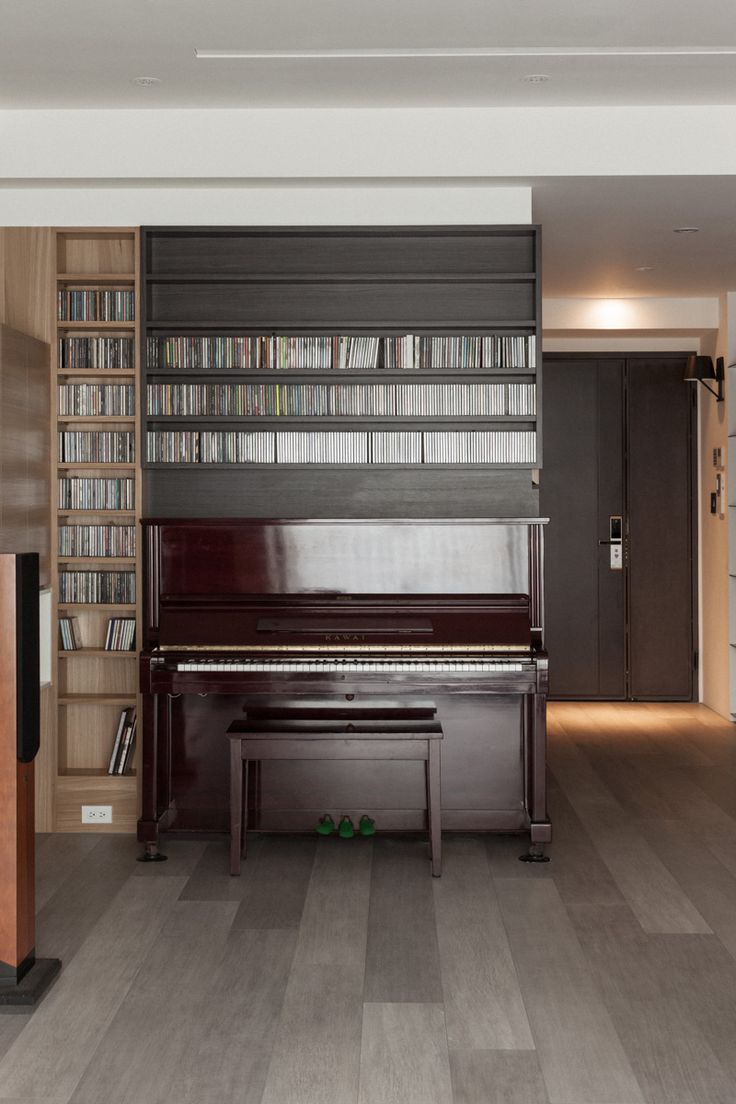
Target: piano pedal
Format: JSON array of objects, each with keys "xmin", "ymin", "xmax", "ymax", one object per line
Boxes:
[
  {"xmin": 518, "ymin": 843, "xmax": 550, "ymax": 864},
  {"xmin": 136, "ymin": 841, "xmax": 168, "ymax": 863}
]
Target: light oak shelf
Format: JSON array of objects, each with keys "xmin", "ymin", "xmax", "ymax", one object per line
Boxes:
[
  {"xmin": 53, "ymin": 228, "xmax": 142, "ymax": 833},
  {"xmin": 57, "ymin": 602, "xmax": 136, "ymax": 611},
  {"xmin": 57, "ymin": 463, "xmax": 136, "ymax": 470},
  {"xmin": 58, "ymin": 649, "xmax": 136, "ymax": 658},
  {"xmin": 58, "ymin": 557, "xmax": 136, "ymax": 564},
  {"xmin": 56, "ymin": 321, "xmax": 136, "ymax": 331},
  {"xmin": 57, "ymin": 273, "xmax": 136, "ymax": 282},
  {"xmin": 57, "ymin": 417, "xmax": 135, "ymax": 424},
  {"xmin": 58, "ymin": 693, "xmax": 137, "ymax": 705},
  {"xmin": 58, "ymin": 369, "xmax": 136, "ymax": 378}
]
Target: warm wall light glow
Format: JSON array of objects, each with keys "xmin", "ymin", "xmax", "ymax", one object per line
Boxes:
[{"xmin": 590, "ymin": 300, "xmax": 637, "ymax": 329}]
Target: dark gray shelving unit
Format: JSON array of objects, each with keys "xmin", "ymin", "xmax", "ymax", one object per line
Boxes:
[{"xmin": 141, "ymin": 225, "xmax": 541, "ymax": 518}]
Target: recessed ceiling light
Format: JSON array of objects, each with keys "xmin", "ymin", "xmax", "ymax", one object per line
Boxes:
[
  {"xmin": 521, "ymin": 73, "xmax": 551, "ymax": 83},
  {"xmin": 635, "ymin": 265, "xmax": 655, "ymax": 271},
  {"xmin": 673, "ymin": 226, "xmax": 699, "ymax": 233},
  {"xmin": 132, "ymin": 76, "xmax": 161, "ymax": 87}
]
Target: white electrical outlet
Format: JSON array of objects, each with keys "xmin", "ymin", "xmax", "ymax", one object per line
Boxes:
[{"xmin": 81, "ymin": 804, "xmax": 113, "ymax": 824}]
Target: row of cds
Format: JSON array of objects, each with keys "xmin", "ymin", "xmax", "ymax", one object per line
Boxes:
[
  {"xmin": 145, "ymin": 382, "xmax": 536, "ymax": 419},
  {"xmin": 59, "ymin": 337, "xmax": 135, "ymax": 370},
  {"xmin": 58, "ymin": 478, "xmax": 135, "ymax": 511},
  {"xmin": 59, "ymin": 432, "xmax": 135, "ymax": 464},
  {"xmin": 146, "ymin": 430, "xmax": 537, "ymax": 465},
  {"xmin": 58, "ymin": 525, "xmax": 136, "ymax": 557},
  {"xmin": 58, "ymin": 290, "xmax": 135, "ymax": 322},
  {"xmin": 146, "ymin": 334, "xmax": 536, "ymax": 371},
  {"xmin": 58, "ymin": 571, "xmax": 136, "ymax": 604},
  {"xmin": 104, "ymin": 618, "xmax": 136, "ymax": 650},
  {"xmin": 58, "ymin": 617, "xmax": 82, "ymax": 650},
  {"xmin": 58, "ymin": 615, "xmax": 135, "ymax": 650},
  {"xmin": 58, "ymin": 384, "xmax": 135, "ymax": 417}
]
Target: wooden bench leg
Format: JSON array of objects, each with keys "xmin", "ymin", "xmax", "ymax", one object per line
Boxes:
[
  {"xmin": 230, "ymin": 741, "xmax": 243, "ymax": 876},
  {"xmin": 427, "ymin": 740, "xmax": 442, "ymax": 877},
  {"xmin": 242, "ymin": 760, "xmax": 250, "ymax": 861}
]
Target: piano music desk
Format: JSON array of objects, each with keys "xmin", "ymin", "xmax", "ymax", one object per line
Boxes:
[{"xmin": 227, "ymin": 715, "xmax": 443, "ymax": 876}]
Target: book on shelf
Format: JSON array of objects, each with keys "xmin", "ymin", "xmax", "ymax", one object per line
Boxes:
[
  {"xmin": 58, "ymin": 289, "xmax": 135, "ymax": 323},
  {"xmin": 58, "ymin": 570, "xmax": 135, "ymax": 604},
  {"xmin": 58, "ymin": 616, "xmax": 82, "ymax": 651},
  {"xmin": 145, "ymin": 381, "xmax": 536, "ymax": 419},
  {"xmin": 146, "ymin": 333, "xmax": 536, "ymax": 372},
  {"xmin": 59, "ymin": 336, "xmax": 135, "ymax": 370},
  {"xmin": 146, "ymin": 428, "xmax": 537, "ymax": 466},
  {"xmin": 104, "ymin": 618, "xmax": 136, "ymax": 651},
  {"xmin": 58, "ymin": 383, "xmax": 134, "ymax": 416},
  {"xmin": 58, "ymin": 477, "xmax": 135, "ymax": 510},
  {"xmin": 59, "ymin": 524, "xmax": 136, "ymax": 557},
  {"xmin": 116, "ymin": 714, "xmax": 137, "ymax": 775},
  {"xmin": 58, "ymin": 430, "xmax": 134, "ymax": 464},
  {"xmin": 108, "ymin": 708, "xmax": 136, "ymax": 775}
]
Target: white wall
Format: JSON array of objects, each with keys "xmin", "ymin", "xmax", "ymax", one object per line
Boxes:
[
  {"xmin": 0, "ymin": 184, "xmax": 531, "ymax": 227},
  {"xmin": 3, "ymin": 107, "xmax": 736, "ymax": 180}
]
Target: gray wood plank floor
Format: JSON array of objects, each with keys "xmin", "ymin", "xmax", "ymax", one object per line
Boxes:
[{"xmin": 2, "ymin": 703, "xmax": 736, "ymax": 1103}]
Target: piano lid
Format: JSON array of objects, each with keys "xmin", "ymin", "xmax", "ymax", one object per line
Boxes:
[{"xmin": 142, "ymin": 519, "xmax": 545, "ymax": 649}]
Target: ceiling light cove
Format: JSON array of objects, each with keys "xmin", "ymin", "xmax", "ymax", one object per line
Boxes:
[
  {"xmin": 635, "ymin": 265, "xmax": 655, "ymax": 271},
  {"xmin": 673, "ymin": 227, "xmax": 700, "ymax": 234},
  {"xmin": 521, "ymin": 74, "xmax": 551, "ymax": 83},
  {"xmin": 132, "ymin": 76, "xmax": 161, "ymax": 87},
  {"xmin": 194, "ymin": 45, "xmax": 736, "ymax": 60}
]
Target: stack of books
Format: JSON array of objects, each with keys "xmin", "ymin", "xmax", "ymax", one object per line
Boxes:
[{"xmin": 108, "ymin": 708, "xmax": 137, "ymax": 774}]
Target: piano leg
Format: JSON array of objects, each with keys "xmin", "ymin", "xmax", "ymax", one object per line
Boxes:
[
  {"xmin": 519, "ymin": 690, "xmax": 551, "ymax": 863},
  {"xmin": 136, "ymin": 691, "xmax": 168, "ymax": 863},
  {"xmin": 426, "ymin": 738, "xmax": 442, "ymax": 877}
]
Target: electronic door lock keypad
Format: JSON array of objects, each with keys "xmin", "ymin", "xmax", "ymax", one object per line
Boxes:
[{"xmin": 598, "ymin": 516, "xmax": 623, "ymax": 570}]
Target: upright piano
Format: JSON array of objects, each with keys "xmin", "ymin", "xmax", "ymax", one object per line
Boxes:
[{"xmin": 139, "ymin": 518, "xmax": 550, "ymax": 852}]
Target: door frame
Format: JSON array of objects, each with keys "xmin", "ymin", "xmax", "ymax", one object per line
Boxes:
[{"xmin": 544, "ymin": 351, "xmax": 698, "ymax": 702}]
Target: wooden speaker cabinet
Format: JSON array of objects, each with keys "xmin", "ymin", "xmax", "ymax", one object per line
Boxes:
[{"xmin": 0, "ymin": 554, "xmax": 60, "ymax": 1007}]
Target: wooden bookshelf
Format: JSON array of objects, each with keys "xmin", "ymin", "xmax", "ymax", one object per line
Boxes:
[
  {"xmin": 141, "ymin": 226, "xmax": 542, "ymax": 519},
  {"xmin": 52, "ymin": 228, "xmax": 140, "ymax": 833}
]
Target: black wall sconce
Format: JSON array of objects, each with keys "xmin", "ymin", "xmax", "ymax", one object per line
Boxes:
[{"xmin": 684, "ymin": 354, "xmax": 724, "ymax": 402}]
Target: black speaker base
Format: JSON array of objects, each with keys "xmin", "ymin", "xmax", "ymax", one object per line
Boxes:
[{"xmin": 0, "ymin": 958, "xmax": 61, "ymax": 1011}]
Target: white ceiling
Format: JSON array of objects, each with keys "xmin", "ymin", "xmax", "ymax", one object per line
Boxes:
[
  {"xmin": 2, "ymin": 1, "xmax": 736, "ymax": 301},
  {"xmin": 532, "ymin": 177, "xmax": 736, "ymax": 297},
  {"xmin": 2, "ymin": 0, "xmax": 736, "ymax": 108}
]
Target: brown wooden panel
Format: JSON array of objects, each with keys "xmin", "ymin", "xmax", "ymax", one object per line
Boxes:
[{"xmin": 0, "ymin": 557, "xmax": 35, "ymax": 973}]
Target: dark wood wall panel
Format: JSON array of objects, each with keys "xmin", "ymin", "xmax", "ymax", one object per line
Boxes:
[
  {"xmin": 147, "ymin": 281, "xmax": 534, "ymax": 328},
  {"xmin": 628, "ymin": 358, "xmax": 695, "ymax": 699},
  {"xmin": 146, "ymin": 228, "xmax": 535, "ymax": 277},
  {"xmin": 144, "ymin": 468, "xmax": 539, "ymax": 519}
]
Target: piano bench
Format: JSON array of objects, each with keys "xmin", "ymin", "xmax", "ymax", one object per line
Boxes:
[{"xmin": 226, "ymin": 717, "xmax": 444, "ymax": 877}]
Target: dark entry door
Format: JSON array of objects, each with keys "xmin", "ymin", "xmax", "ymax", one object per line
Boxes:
[{"xmin": 541, "ymin": 355, "xmax": 696, "ymax": 700}]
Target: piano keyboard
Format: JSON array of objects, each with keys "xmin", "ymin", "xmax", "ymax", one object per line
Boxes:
[{"xmin": 174, "ymin": 658, "xmax": 525, "ymax": 673}]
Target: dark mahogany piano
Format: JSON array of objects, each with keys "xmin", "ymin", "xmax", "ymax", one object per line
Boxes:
[{"xmin": 139, "ymin": 518, "xmax": 551, "ymax": 854}]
